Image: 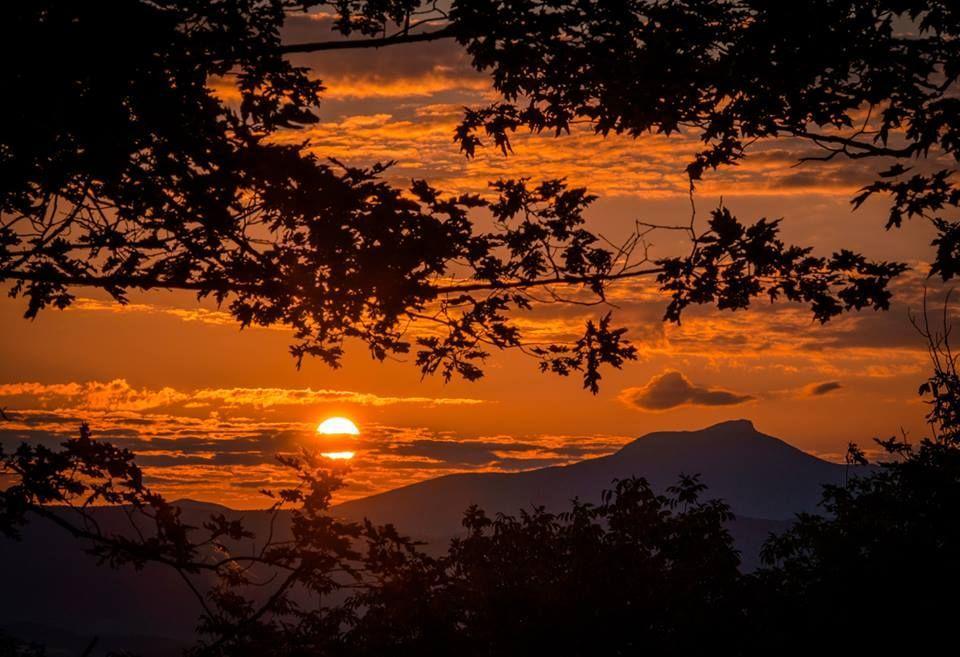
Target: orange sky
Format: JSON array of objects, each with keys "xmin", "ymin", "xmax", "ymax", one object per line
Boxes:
[{"xmin": 0, "ymin": 11, "xmax": 946, "ymax": 507}]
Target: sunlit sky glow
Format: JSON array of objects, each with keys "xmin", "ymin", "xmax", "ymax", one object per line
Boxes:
[
  {"xmin": 317, "ymin": 417, "xmax": 361, "ymax": 436},
  {"xmin": 0, "ymin": 11, "xmax": 944, "ymax": 508},
  {"xmin": 321, "ymin": 451, "xmax": 356, "ymax": 461}
]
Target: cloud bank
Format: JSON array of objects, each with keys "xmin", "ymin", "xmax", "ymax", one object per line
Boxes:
[{"xmin": 0, "ymin": 379, "xmax": 486, "ymax": 411}]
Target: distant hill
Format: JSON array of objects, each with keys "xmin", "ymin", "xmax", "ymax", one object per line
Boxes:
[
  {"xmin": 332, "ymin": 419, "xmax": 851, "ymax": 537},
  {"xmin": 0, "ymin": 505, "xmax": 219, "ymax": 649},
  {"xmin": 0, "ymin": 419, "xmax": 859, "ymax": 653}
]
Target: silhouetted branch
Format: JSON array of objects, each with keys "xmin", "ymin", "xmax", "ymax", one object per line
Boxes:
[{"xmin": 280, "ymin": 24, "xmax": 457, "ymax": 53}]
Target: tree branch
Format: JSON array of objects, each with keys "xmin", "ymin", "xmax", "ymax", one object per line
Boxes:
[
  {"xmin": 280, "ymin": 24, "xmax": 458, "ymax": 54},
  {"xmin": 793, "ymin": 130, "xmax": 917, "ymax": 159},
  {"xmin": 0, "ymin": 270, "xmax": 237, "ymax": 294},
  {"xmin": 431, "ymin": 267, "xmax": 665, "ymax": 294},
  {"xmin": 2, "ymin": 265, "xmax": 666, "ymax": 298}
]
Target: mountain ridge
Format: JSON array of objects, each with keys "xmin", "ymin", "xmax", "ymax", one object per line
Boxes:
[
  {"xmin": 0, "ymin": 419, "xmax": 849, "ymax": 650},
  {"xmin": 331, "ymin": 419, "xmax": 851, "ymax": 537}
]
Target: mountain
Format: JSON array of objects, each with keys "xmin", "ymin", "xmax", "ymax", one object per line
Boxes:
[
  {"xmin": 332, "ymin": 419, "xmax": 850, "ymax": 538},
  {"xmin": 0, "ymin": 419, "xmax": 855, "ymax": 653},
  {"xmin": 0, "ymin": 505, "xmax": 222, "ymax": 648}
]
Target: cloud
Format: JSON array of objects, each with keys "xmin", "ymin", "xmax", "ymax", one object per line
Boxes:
[
  {"xmin": 492, "ymin": 456, "xmax": 567, "ymax": 471},
  {"xmin": 803, "ymin": 381, "xmax": 843, "ymax": 396},
  {"xmin": 0, "ymin": 379, "xmax": 486, "ymax": 411},
  {"xmin": 320, "ymin": 71, "xmax": 490, "ymax": 100},
  {"xmin": 619, "ymin": 371, "xmax": 755, "ymax": 411},
  {"xmin": 192, "ymin": 386, "xmax": 486, "ymax": 409},
  {"xmin": 0, "ymin": 380, "xmax": 189, "ymax": 411},
  {"xmin": 0, "ymin": 405, "xmax": 633, "ymax": 509},
  {"xmin": 375, "ymin": 439, "xmax": 540, "ymax": 465}
]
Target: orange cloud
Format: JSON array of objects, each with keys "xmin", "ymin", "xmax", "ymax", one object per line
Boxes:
[
  {"xmin": 191, "ymin": 386, "xmax": 486, "ymax": 408},
  {"xmin": 1, "ymin": 403, "xmax": 632, "ymax": 508},
  {"xmin": 69, "ymin": 298, "xmax": 247, "ymax": 328},
  {"xmin": 619, "ymin": 371, "xmax": 755, "ymax": 412},
  {"xmin": 0, "ymin": 379, "xmax": 487, "ymax": 411},
  {"xmin": 321, "ymin": 71, "xmax": 490, "ymax": 99},
  {"xmin": 272, "ymin": 108, "xmax": 900, "ymax": 201},
  {"xmin": 802, "ymin": 381, "xmax": 843, "ymax": 397},
  {"xmin": 0, "ymin": 380, "xmax": 188, "ymax": 411}
]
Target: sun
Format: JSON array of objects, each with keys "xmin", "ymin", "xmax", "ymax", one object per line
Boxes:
[
  {"xmin": 316, "ymin": 417, "xmax": 360, "ymax": 436},
  {"xmin": 320, "ymin": 451, "xmax": 355, "ymax": 460},
  {"xmin": 316, "ymin": 416, "xmax": 360, "ymax": 461}
]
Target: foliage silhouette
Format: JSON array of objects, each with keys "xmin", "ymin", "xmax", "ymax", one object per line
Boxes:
[
  {"xmin": 746, "ymin": 302, "xmax": 960, "ymax": 654},
  {"xmin": 452, "ymin": 1, "xmax": 960, "ymax": 283},
  {"xmin": 0, "ymin": 1, "xmax": 933, "ymax": 389},
  {"xmin": 341, "ymin": 475, "xmax": 745, "ymax": 657}
]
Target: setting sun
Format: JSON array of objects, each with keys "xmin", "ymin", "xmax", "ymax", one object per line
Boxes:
[
  {"xmin": 321, "ymin": 451, "xmax": 356, "ymax": 460},
  {"xmin": 317, "ymin": 417, "xmax": 360, "ymax": 461},
  {"xmin": 316, "ymin": 417, "xmax": 360, "ymax": 435}
]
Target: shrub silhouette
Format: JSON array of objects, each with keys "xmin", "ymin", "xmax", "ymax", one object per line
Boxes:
[
  {"xmin": 746, "ymin": 309, "xmax": 960, "ymax": 654},
  {"xmin": 342, "ymin": 475, "xmax": 745, "ymax": 657}
]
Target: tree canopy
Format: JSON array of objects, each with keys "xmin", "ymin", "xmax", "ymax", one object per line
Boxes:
[{"xmin": 2, "ymin": 1, "xmax": 944, "ymax": 388}]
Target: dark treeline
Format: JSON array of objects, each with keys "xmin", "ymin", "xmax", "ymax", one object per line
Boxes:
[{"xmin": 2, "ymin": 317, "xmax": 960, "ymax": 656}]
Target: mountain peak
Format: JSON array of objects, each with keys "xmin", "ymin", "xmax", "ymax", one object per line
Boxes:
[
  {"xmin": 615, "ymin": 419, "xmax": 826, "ymax": 470},
  {"xmin": 707, "ymin": 418, "xmax": 756, "ymax": 431},
  {"xmin": 617, "ymin": 418, "xmax": 763, "ymax": 455},
  {"xmin": 171, "ymin": 498, "xmax": 233, "ymax": 513},
  {"xmin": 334, "ymin": 419, "xmax": 847, "ymax": 536}
]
